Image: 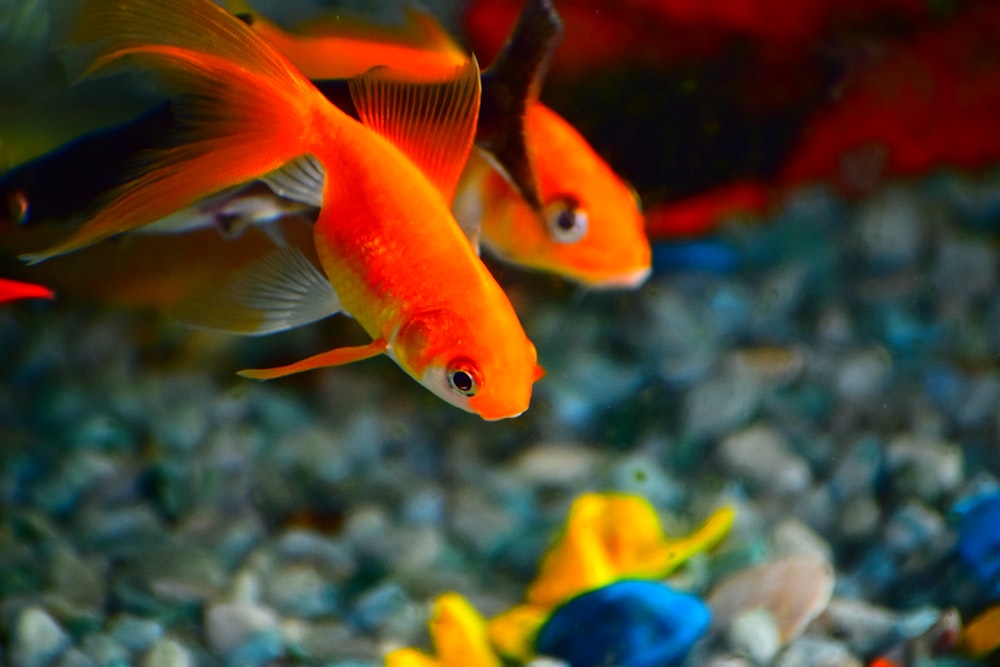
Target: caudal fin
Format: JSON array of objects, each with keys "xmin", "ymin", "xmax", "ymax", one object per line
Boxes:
[{"xmin": 23, "ymin": 0, "xmax": 330, "ymax": 263}]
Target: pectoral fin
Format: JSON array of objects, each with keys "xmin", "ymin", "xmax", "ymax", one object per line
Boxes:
[
  {"xmin": 175, "ymin": 246, "xmax": 340, "ymax": 335},
  {"xmin": 260, "ymin": 153, "xmax": 325, "ymax": 208},
  {"xmin": 238, "ymin": 338, "xmax": 388, "ymax": 380}
]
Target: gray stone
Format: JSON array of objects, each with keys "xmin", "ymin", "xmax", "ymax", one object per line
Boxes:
[
  {"xmin": 10, "ymin": 606, "xmax": 70, "ymax": 667},
  {"xmin": 718, "ymin": 425, "xmax": 812, "ymax": 495},
  {"xmin": 205, "ymin": 602, "xmax": 280, "ymax": 656},
  {"xmin": 835, "ymin": 348, "xmax": 892, "ymax": 402},
  {"xmin": 837, "ymin": 495, "xmax": 881, "ymax": 541},
  {"xmin": 685, "ymin": 370, "xmax": 763, "ymax": 440},
  {"xmin": 771, "ymin": 519, "xmax": 833, "ymax": 564},
  {"xmin": 727, "ymin": 608, "xmax": 781, "ymax": 664},
  {"xmin": 815, "ymin": 598, "xmax": 899, "ymax": 656},
  {"xmin": 109, "ymin": 616, "xmax": 163, "ymax": 652},
  {"xmin": 885, "ymin": 435, "xmax": 963, "ymax": 503},
  {"xmin": 774, "ymin": 637, "xmax": 862, "ymax": 667},
  {"xmin": 854, "ymin": 185, "xmax": 927, "ymax": 268},
  {"xmin": 265, "ymin": 564, "xmax": 339, "ymax": 618},
  {"xmin": 932, "ymin": 237, "xmax": 997, "ymax": 302},
  {"xmin": 510, "ymin": 442, "xmax": 602, "ymax": 487},
  {"xmin": 883, "ymin": 501, "xmax": 948, "ymax": 558},
  {"xmin": 829, "ymin": 437, "xmax": 882, "ymax": 500},
  {"xmin": 142, "ymin": 639, "xmax": 193, "ymax": 667},
  {"xmin": 80, "ymin": 634, "xmax": 130, "ymax": 667},
  {"xmin": 54, "ymin": 649, "xmax": 95, "ymax": 667}
]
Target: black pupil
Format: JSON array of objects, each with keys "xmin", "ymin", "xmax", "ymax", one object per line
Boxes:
[
  {"xmin": 451, "ymin": 370, "xmax": 473, "ymax": 392},
  {"xmin": 556, "ymin": 209, "xmax": 577, "ymax": 231}
]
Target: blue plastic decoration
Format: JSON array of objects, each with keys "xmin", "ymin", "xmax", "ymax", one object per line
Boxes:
[
  {"xmin": 534, "ymin": 580, "xmax": 710, "ymax": 667},
  {"xmin": 652, "ymin": 240, "xmax": 741, "ymax": 275},
  {"xmin": 953, "ymin": 490, "xmax": 1000, "ymax": 595}
]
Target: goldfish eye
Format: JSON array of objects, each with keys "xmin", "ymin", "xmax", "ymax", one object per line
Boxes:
[
  {"xmin": 544, "ymin": 198, "xmax": 588, "ymax": 244},
  {"xmin": 446, "ymin": 359, "xmax": 480, "ymax": 397}
]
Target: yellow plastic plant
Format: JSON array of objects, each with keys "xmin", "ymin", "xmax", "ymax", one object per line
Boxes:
[
  {"xmin": 385, "ymin": 492, "xmax": 735, "ymax": 666},
  {"xmin": 488, "ymin": 492, "xmax": 736, "ymax": 660},
  {"xmin": 386, "ymin": 593, "xmax": 500, "ymax": 667}
]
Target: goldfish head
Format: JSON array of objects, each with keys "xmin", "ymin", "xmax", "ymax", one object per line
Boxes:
[
  {"xmin": 476, "ymin": 103, "xmax": 651, "ymax": 289},
  {"xmin": 390, "ymin": 305, "xmax": 543, "ymax": 420}
]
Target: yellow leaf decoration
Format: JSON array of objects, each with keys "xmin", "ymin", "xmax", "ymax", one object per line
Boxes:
[
  {"xmin": 385, "ymin": 593, "xmax": 501, "ymax": 667},
  {"xmin": 488, "ymin": 493, "xmax": 735, "ymax": 661},
  {"xmin": 961, "ymin": 604, "xmax": 1000, "ymax": 658}
]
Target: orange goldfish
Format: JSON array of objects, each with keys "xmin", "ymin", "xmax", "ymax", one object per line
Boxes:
[
  {"xmin": 0, "ymin": 277, "xmax": 53, "ymax": 303},
  {"xmin": 24, "ymin": 0, "xmax": 541, "ymax": 420},
  {"xmin": 234, "ymin": 0, "xmax": 651, "ymax": 288}
]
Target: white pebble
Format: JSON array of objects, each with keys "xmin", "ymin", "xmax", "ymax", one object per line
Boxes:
[
  {"xmin": 11, "ymin": 606, "xmax": 70, "ymax": 667},
  {"xmin": 728, "ymin": 608, "xmax": 782, "ymax": 664},
  {"xmin": 774, "ymin": 636, "xmax": 862, "ymax": 667},
  {"xmin": 718, "ymin": 425, "xmax": 812, "ymax": 495},
  {"xmin": 143, "ymin": 639, "xmax": 193, "ymax": 667},
  {"xmin": 205, "ymin": 602, "xmax": 279, "ymax": 655}
]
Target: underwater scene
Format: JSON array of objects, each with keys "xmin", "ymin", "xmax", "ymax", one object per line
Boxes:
[{"xmin": 2, "ymin": 0, "xmax": 1000, "ymax": 665}]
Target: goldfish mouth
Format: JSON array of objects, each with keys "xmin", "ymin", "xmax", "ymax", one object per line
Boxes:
[
  {"xmin": 479, "ymin": 408, "xmax": 527, "ymax": 421},
  {"xmin": 591, "ymin": 265, "xmax": 652, "ymax": 290}
]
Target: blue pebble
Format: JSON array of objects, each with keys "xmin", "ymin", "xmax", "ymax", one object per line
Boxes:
[
  {"xmin": 108, "ymin": 616, "xmax": 163, "ymax": 652},
  {"xmin": 953, "ymin": 490, "xmax": 1000, "ymax": 594},
  {"xmin": 225, "ymin": 629, "xmax": 284, "ymax": 667},
  {"xmin": 652, "ymin": 240, "xmax": 741, "ymax": 275},
  {"xmin": 535, "ymin": 580, "xmax": 710, "ymax": 667}
]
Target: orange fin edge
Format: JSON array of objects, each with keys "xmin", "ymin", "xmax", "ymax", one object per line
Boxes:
[{"xmin": 238, "ymin": 338, "xmax": 388, "ymax": 380}]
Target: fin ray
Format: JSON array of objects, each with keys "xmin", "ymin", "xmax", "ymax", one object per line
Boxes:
[
  {"xmin": 349, "ymin": 58, "xmax": 481, "ymax": 203},
  {"xmin": 260, "ymin": 154, "xmax": 325, "ymax": 207},
  {"xmin": 23, "ymin": 0, "xmax": 330, "ymax": 263},
  {"xmin": 175, "ymin": 246, "xmax": 341, "ymax": 335}
]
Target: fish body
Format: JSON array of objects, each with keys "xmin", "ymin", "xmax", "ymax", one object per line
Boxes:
[
  {"xmin": 26, "ymin": 0, "xmax": 540, "ymax": 419},
  {"xmin": 465, "ymin": 103, "xmax": 650, "ymax": 287}
]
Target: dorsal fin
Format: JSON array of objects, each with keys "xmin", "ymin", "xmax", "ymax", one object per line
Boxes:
[
  {"xmin": 478, "ymin": 0, "xmax": 564, "ymax": 210},
  {"xmin": 348, "ymin": 58, "xmax": 481, "ymax": 203}
]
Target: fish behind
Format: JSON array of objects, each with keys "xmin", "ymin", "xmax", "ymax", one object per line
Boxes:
[
  {"xmin": 237, "ymin": 0, "xmax": 651, "ymax": 289},
  {"xmin": 24, "ymin": 0, "xmax": 542, "ymax": 420}
]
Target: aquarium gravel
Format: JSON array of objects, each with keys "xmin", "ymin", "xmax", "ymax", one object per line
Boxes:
[{"xmin": 2, "ymin": 172, "xmax": 1000, "ymax": 666}]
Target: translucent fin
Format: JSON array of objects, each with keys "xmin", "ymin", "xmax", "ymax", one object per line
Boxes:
[
  {"xmin": 260, "ymin": 154, "xmax": 325, "ymax": 207},
  {"xmin": 175, "ymin": 246, "xmax": 341, "ymax": 335},
  {"xmin": 240, "ymin": 4, "xmax": 469, "ymax": 82},
  {"xmin": 239, "ymin": 338, "xmax": 388, "ymax": 380},
  {"xmin": 349, "ymin": 57, "xmax": 481, "ymax": 203},
  {"xmin": 477, "ymin": 0, "xmax": 563, "ymax": 210},
  {"xmin": 450, "ymin": 157, "xmax": 486, "ymax": 252},
  {"xmin": 22, "ymin": 0, "xmax": 329, "ymax": 263}
]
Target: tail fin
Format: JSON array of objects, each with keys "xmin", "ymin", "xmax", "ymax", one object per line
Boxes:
[{"xmin": 23, "ymin": 0, "xmax": 329, "ymax": 263}]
